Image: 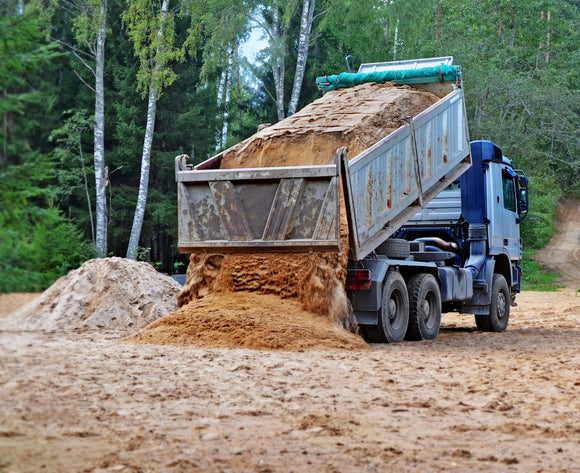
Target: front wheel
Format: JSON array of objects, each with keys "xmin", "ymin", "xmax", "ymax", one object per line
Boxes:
[
  {"xmin": 475, "ymin": 274, "xmax": 510, "ymax": 332},
  {"xmin": 406, "ymin": 273, "xmax": 442, "ymax": 341}
]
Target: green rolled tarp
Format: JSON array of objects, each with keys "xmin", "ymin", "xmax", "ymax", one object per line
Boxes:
[{"xmin": 316, "ymin": 64, "xmax": 460, "ymax": 92}]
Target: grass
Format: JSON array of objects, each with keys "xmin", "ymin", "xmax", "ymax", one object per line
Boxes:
[{"xmin": 520, "ymin": 254, "xmax": 563, "ymax": 292}]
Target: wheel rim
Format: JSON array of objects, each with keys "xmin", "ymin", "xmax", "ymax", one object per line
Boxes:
[
  {"xmin": 388, "ymin": 299, "xmax": 397, "ymax": 320},
  {"xmin": 497, "ymin": 291, "xmax": 507, "ymax": 320},
  {"xmin": 421, "ymin": 300, "xmax": 430, "ymax": 319},
  {"xmin": 423, "ymin": 292, "xmax": 437, "ymax": 329},
  {"xmin": 386, "ymin": 290, "xmax": 405, "ymax": 330}
]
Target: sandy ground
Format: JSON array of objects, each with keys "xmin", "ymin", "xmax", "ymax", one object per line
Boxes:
[{"xmin": 1, "ymin": 288, "xmax": 579, "ymax": 473}]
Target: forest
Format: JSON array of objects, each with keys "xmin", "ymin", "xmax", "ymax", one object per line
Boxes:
[{"xmin": 1, "ymin": 0, "xmax": 579, "ymax": 292}]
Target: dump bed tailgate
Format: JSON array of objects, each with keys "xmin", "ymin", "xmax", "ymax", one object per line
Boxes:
[{"xmin": 175, "ymin": 159, "xmax": 341, "ymax": 253}]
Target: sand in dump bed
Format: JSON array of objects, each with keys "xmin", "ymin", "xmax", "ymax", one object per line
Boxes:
[
  {"xmin": 1, "ymin": 257, "xmax": 181, "ymax": 333},
  {"xmin": 219, "ymin": 82, "xmax": 440, "ymax": 169},
  {"xmin": 140, "ymin": 83, "xmax": 440, "ymax": 350}
]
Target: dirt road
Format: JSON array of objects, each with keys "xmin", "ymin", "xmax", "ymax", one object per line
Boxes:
[
  {"xmin": 535, "ymin": 200, "xmax": 580, "ymax": 290},
  {"xmin": 2, "ymin": 200, "xmax": 580, "ymax": 472}
]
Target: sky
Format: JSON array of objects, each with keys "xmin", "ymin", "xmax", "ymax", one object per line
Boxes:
[{"xmin": 240, "ymin": 27, "xmax": 268, "ymax": 64}]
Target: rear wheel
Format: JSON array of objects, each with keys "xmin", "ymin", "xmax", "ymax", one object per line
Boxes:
[
  {"xmin": 475, "ymin": 273, "xmax": 510, "ymax": 332},
  {"xmin": 406, "ymin": 273, "xmax": 441, "ymax": 341},
  {"xmin": 362, "ymin": 271, "xmax": 409, "ymax": 343}
]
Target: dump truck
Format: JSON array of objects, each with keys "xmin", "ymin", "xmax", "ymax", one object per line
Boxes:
[{"xmin": 174, "ymin": 56, "xmax": 529, "ymax": 343}]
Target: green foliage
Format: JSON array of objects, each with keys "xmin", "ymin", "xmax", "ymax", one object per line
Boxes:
[
  {"xmin": 314, "ymin": 0, "xmax": 390, "ymax": 72},
  {"xmin": 434, "ymin": 0, "xmax": 580, "ymax": 196},
  {"xmin": 135, "ymin": 246, "xmax": 151, "ymax": 261},
  {"xmin": 198, "ymin": 0, "xmax": 253, "ymax": 79},
  {"xmin": 0, "ymin": 11, "xmax": 96, "ymax": 293},
  {"xmin": 123, "ymin": 0, "xmax": 181, "ymax": 95},
  {"xmin": 71, "ymin": 0, "xmax": 105, "ymax": 46},
  {"xmin": 0, "ymin": 211, "xmax": 98, "ymax": 293},
  {"xmin": 122, "ymin": 0, "xmax": 213, "ymax": 96},
  {"xmin": 49, "ymin": 110, "xmax": 95, "ymax": 235},
  {"xmin": 0, "ymin": 12, "xmax": 60, "ymax": 228},
  {"xmin": 0, "ymin": 14, "xmax": 61, "ymax": 165},
  {"xmin": 521, "ymin": 175, "xmax": 562, "ymax": 250},
  {"xmin": 0, "ymin": 155, "xmax": 56, "ymax": 228},
  {"xmin": 520, "ymin": 250, "xmax": 563, "ymax": 292}
]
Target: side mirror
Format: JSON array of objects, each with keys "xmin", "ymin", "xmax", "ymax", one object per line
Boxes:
[{"xmin": 516, "ymin": 172, "xmax": 529, "ymax": 219}]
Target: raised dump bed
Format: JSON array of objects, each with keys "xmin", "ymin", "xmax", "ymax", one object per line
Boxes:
[{"xmin": 175, "ymin": 57, "xmax": 471, "ymax": 261}]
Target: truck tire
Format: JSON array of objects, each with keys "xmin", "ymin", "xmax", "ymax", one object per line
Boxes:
[
  {"xmin": 405, "ymin": 273, "xmax": 441, "ymax": 341},
  {"xmin": 362, "ymin": 271, "xmax": 409, "ymax": 343},
  {"xmin": 375, "ymin": 238, "xmax": 410, "ymax": 259},
  {"xmin": 475, "ymin": 273, "xmax": 510, "ymax": 332}
]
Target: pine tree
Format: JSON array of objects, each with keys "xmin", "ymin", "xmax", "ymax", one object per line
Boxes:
[{"xmin": 0, "ymin": 11, "xmax": 97, "ymax": 292}]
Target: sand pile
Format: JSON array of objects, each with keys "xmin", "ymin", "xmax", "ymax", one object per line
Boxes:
[
  {"xmin": 138, "ymin": 82, "xmax": 440, "ymax": 350},
  {"xmin": 127, "ymin": 292, "xmax": 368, "ymax": 351},
  {"xmin": 1, "ymin": 257, "xmax": 181, "ymax": 333}
]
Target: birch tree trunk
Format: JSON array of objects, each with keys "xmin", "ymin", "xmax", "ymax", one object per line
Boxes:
[
  {"xmin": 34, "ymin": 0, "xmax": 110, "ymax": 256},
  {"xmin": 126, "ymin": 86, "xmax": 157, "ymax": 260},
  {"xmin": 287, "ymin": 0, "xmax": 315, "ymax": 116},
  {"xmin": 215, "ymin": 68, "xmax": 226, "ymax": 152},
  {"xmin": 126, "ymin": 0, "xmax": 168, "ymax": 260},
  {"xmin": 271, "ymin": 1, "xmax": 286, "ymax": 121},
  {"xmin": 235, "ymin": 44, "xmax": 242, "ymax": 131},
  {"xmin": 393, "ymin": 19, "xmax": 399, "ymax": 58},
  {"xmin": 220, "ymin": 49, "xmax": 233, "ymax": 149},
  {"xmin": 385, "ymin": 18, "xmax": 390, "ymax": 55},
  {"xmin": 94, "ymin": 0, "xmax": 107, "ymax": 257}
]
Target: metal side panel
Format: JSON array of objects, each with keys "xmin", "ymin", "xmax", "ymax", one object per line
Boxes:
[
  {"xmin": 406, "ymin": 189, "xmax": 462, "ymax": 225},
  {"xmin": 345, "ymin": 88, "xmax": 472, "ymax": 261},
  {"xmin": 176, "ymin": 159, "xmax": 341, "ymax": 253}
]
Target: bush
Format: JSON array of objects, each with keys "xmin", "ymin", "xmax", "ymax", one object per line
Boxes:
[
  {"xmin": 520, "ymin": 174, "xmax": 561, "ymax": 251},
  {"xmin": 0, "ymin": 211, "xmax": 98, "ymax": 293},
  {"xmin": 520, "ymin": 250, "xmax": 563, "ymax": 292},
  {"xmin": 518, "ymin": 175, "xmax": 563, "ymax": 291}
]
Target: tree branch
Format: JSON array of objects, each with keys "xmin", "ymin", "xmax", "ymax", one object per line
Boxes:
[
  {"xmin": 312, "ymin": 7, "xmax": 328, "ymax": 22},
  {"xmin": 57, "ymin": 40, "xmax": 96, "ymax": 77},
  {"xmin": 69, "ymin": 48, "xmax": 96, "ymax": 77},
  {"xmin": 250, "ymin": 17, "xmax": 275, "ymax": 42},
  {"xmin": 74, "ymin": 69, "xmax": 96, "ymax": 93}
]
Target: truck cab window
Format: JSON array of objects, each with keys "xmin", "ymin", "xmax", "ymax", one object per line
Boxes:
[{"xmin": 502, "ymin": 172, "xmax": 516, "ymax": 212}]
